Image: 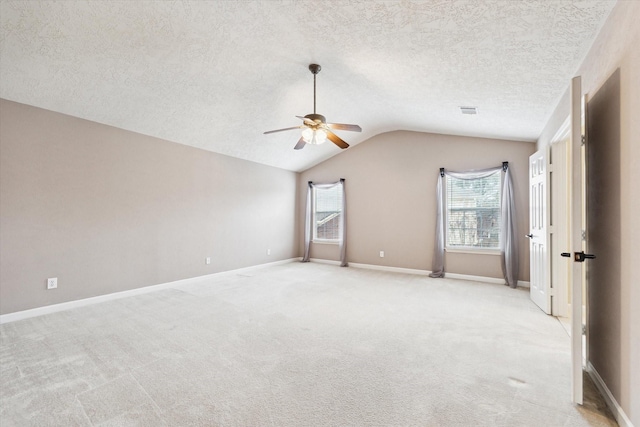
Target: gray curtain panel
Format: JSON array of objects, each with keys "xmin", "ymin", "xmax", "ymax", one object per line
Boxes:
[
  {"xmin": 500, "ymin": 167, "xmax": 519, "ymax": 288},
  {"xmin": 301, "ymin": 179, "xmax": 347, "ymax": 267},
  {"xmin": 429, "ymin": 173, "xmax": 445, "ymax": 278},
  {"xmin": 339, "ymin": 179, "xmax": 347, "ymax": 267},
  {"xmin": 302, "ymin": 181, "xmax": 313, "ymax": 262},
  {"xmin": 430, "ymin": 165, "xmax": 519, "ymax": 287}
]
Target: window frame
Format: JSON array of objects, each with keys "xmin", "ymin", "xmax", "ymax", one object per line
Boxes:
[
  {"xmin": 444, "ymin": 172, "xmax": 503, "ymax": 254},
  {"xmin": 311, "ymin": 185, "xmax": 343, "ymax": 244}
]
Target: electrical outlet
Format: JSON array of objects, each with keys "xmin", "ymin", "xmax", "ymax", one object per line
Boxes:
[
  {"xmin": 267, "ymin": 249, "xmax": 271, "ymax": 256},
  {"xmin": 47, "ymin": 277, "xmax": 57, "ymax": 289},
  {"xmin": 379, "ymin": 251, "xmax": 385, "ymax": 258},
  {"xmin": 205, "ymin": 257, "xmax": 211, "ymax": 265}
]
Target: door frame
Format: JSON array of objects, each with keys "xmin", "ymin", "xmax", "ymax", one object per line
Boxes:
[
  {"xmin": 569, "ymin": 76, "xmax": 585, "ymax": 405},
  {"xmin": 549, "ymin": 119, "xmax": 571, "ymax": 318}
]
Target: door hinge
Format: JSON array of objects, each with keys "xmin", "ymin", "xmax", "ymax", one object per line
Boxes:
[
  {"xmin": 581, "ymin": 230, "xmax": 586, "ymax": 241},
  {"xmin": 581, "ymin": 135, "xmax": 586, "ymax": 146},
  {"xmin": 582, "ymin": 324, "xmax": 587, "ymax": 335}
]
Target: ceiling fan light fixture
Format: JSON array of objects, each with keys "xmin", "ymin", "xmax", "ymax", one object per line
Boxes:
[
  {"xmin": 264, "ymin": 63, "xmax": 359, "ymax": 150},
  {"xmin": 302, "ymin": 127, "xmax": 327, "ymax": 145}
]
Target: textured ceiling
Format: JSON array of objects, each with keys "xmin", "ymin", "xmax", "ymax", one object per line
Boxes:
[{"xmin": 0, "ymin": 0, "xmax": 615, "ymax": 172}]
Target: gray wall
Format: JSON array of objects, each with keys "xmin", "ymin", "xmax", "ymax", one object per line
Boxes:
[
  {"xmin": 299, "ymin": 130, "xmax": 535, "ymax": 281},
  {"xmin": 536, "ymin": 1, "xmax": 640, "ymax": 423},
  {"xmin": 586, "ymin": 68, "xmax": 622, "ymax": 412},
  {"xmin": 0, "ymin": 99, "xmax": 299, "ymax": 315}
]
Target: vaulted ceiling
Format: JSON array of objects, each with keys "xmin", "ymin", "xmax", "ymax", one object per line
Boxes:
[{"xmin": 0, "ymin": 0, "xmax": 616, "ymax": 172}]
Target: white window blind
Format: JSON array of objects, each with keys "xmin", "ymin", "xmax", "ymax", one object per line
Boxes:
[{"xmin": 446, "ymin": 172, "xmax": 501, "ymax": 249}]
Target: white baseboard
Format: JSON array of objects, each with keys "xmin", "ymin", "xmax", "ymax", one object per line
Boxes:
[
  {"xmin": 308, "ymin": 258, "xmax": 341, "ymax": 266},
  {"xmin": 2, "ymin": 258, "xmax": 528, "ymax": 324},
  {"xmin": 309, "ymin": 259, "xmax": 528, "ymax": 287},
  {"xmin": 348, "ymin": 262, "xmax": 431, "ymax": 276},
  {"xmin": 445, "ymin": 272, "xmax": 504, "ymax": 284},
  {"xmin": 0, "ymin": 258, "xmax": 299, "ymax": 324},
  {"xmin": 586, "ymin": 362, "xmax": 634, "ymax": 427},
  {"xmin": 309, "ymin": 258, "xmax": 431, "ymax": 276}
]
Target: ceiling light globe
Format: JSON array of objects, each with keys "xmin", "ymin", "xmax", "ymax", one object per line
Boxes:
[
  {"xmin": 313, "ymin": 129, "xmax": 327, "ymax": 145},
  {"xmin": 301, "ymin": 127, "xmax": 314, "ymax": 143}
]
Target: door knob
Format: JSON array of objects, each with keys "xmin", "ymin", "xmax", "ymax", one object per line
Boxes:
[
  {"xmin": 526, "ymin": 234, "xmax": 533, "ymax": 238},
  {"xmin": 561, "ymin": 251, "xmax": 596, "ymax": 262},
  {"xmin": 574, "ymin": 252, "xmax": 596, "ymax": 262}
]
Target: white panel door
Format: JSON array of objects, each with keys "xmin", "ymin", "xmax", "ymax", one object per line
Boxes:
[{"xmin": 529, "ymin": 149, "xmax": 550, "ymax": 314}]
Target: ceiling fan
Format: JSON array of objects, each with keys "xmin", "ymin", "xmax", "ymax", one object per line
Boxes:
[{"xmin": 264, "ymin": 64, "xmax": 362, "ymax": 150}]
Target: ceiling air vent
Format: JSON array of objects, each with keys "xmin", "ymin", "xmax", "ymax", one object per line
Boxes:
[{"xmin": 460, "ymin": 106, "xmax": 478, "ymax": 115}]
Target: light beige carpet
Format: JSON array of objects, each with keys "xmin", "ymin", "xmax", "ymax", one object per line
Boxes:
[{"xmin": 0, "ymin": 262, "xmax": 617, "ymax": 426}]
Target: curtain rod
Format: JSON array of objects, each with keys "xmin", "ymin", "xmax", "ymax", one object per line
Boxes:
[
  {"xmin": 308, "ymin": 179, "xmax": 345, "ymax": 185},
  {"xmin": 439, "ymin": 162, "xmax": 508, "ymax": 177}
]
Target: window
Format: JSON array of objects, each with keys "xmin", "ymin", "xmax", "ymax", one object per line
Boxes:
[
  {"xmin": 313, "ymin": 185, "xmax": 343, "ymax": 242},
  {"xmin": 446, "ymin": 172, "xmax": 501, "ymax": 249}
]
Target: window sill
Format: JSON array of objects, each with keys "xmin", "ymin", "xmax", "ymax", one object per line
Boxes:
[
  {"xmin": 445, "ymin": 247, "xmax": 501, "ymax": 256},
  {"xmin": 312, "ymin": 240, "xmax": 340, "ymax": 245}
]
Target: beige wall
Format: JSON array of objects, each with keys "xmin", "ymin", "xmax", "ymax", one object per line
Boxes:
[
  {"xmin": 299, "ymin": 130, "xmax": 535, "ymax": 281},
  {"xmin": 0, "ymin": 99, "xmax": 299, "ymax": 315},
  {"xmin": 537, "ymin": 1, "xmax": 640, "ymax": 423}
]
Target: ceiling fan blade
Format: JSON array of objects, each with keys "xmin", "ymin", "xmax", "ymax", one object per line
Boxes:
[
  {"xmin": 264, "ymin": 126, "xmax": 301, "ymax": 135},
  {"xmin": 326, "ymin": 130, "xmax": 349, "ymax": 149},
  {"xmin": 293, "ymin": 137, "xmax": 306, "ymax": 150},
  {"xmin": 327, "ymin": 123, "xmax": 362, "ymax": 132}
]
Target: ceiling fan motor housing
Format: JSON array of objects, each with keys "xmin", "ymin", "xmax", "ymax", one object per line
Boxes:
[{"xmin": 304, "ymin": 113, "xmax": 326, "ymax": 124}]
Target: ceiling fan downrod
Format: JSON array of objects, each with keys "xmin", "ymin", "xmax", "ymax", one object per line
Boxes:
[{"xmin": 309, "ymin": 64, "xmax": 321, "ymax": 115}]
